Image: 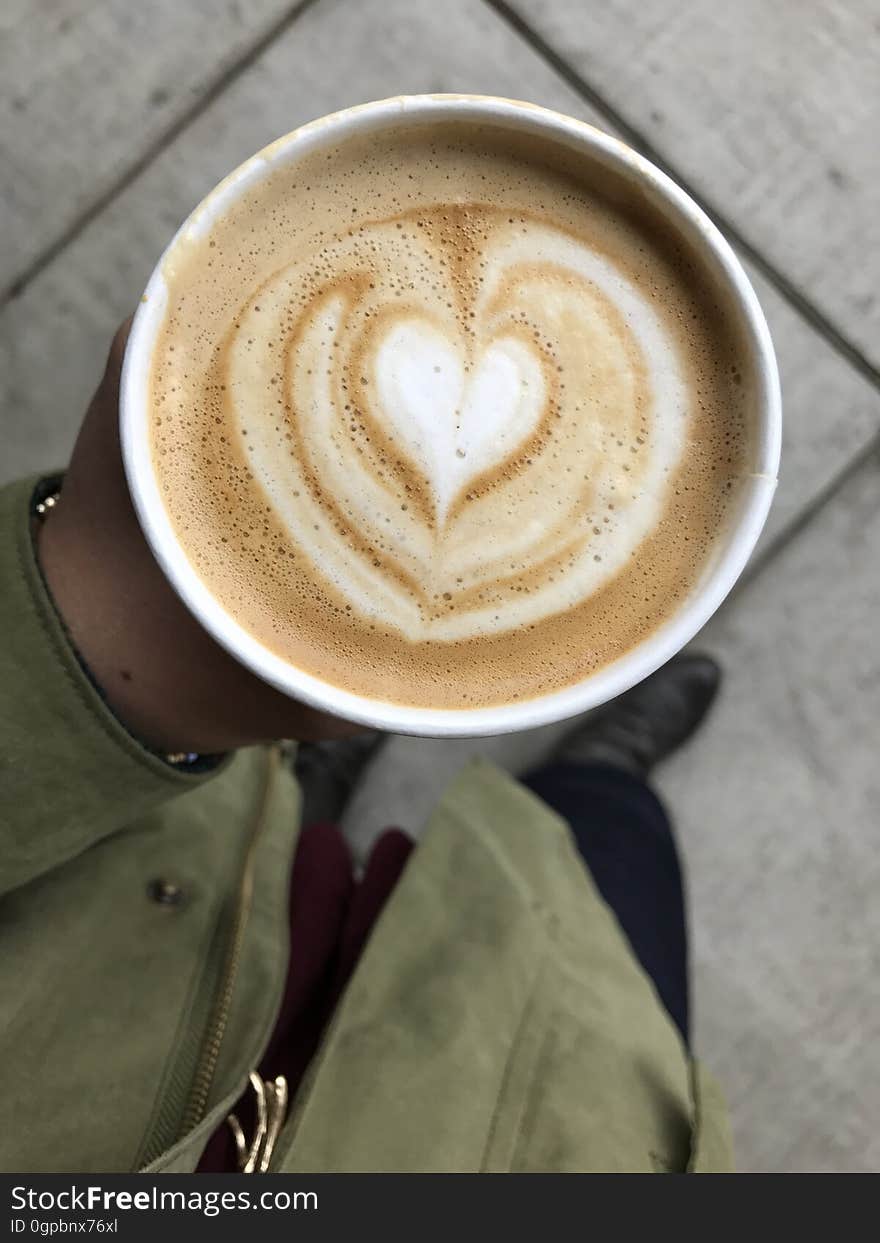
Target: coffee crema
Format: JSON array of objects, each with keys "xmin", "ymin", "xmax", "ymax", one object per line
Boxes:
[{"xmin": 150, "ymin": 121, "xmax": 753, "ymax": 708}]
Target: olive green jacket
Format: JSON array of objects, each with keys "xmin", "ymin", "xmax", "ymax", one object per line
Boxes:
[{"xmin": 1, "ymin": 476, "xmax": 732, "ymax": 1173}]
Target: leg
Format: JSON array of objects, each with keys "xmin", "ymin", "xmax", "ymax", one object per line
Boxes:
[
  {"xmin": 522, "ymin": 653, "xmax": 722, "ymax": 1046},
  {"xmin": 523, "ymin": 761, "xmax": 690, "ymax": 1044}
]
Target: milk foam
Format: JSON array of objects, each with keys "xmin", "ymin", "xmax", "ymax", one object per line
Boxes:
[
  {"xmin": 230, "ymin": 213, "xmax": 688, "ymax": 641},
  {"xmin": 150, "ymin": 122, "xmax": 751, "ymax": 709}
]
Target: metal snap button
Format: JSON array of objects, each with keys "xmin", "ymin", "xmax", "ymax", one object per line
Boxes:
[{"xmin": 148, "ymin": 878, "xmax": 185, "ymax": 907}]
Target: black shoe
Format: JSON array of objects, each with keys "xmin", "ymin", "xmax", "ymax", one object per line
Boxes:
[
  {"xmin": 551, "ymin": 654, "xmax": 721, "ymax": 777},
  {"xmin": 293, "ymin": 732, "xmax": 384, "ymax": 826}
]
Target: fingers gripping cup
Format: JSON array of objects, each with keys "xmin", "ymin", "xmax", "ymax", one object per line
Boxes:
[{"xmin": 121, "ymin": 96, "xmax": 780, "ymax": 737}]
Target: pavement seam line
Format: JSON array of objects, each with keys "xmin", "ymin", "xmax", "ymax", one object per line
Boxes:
[
  {"xmin": 1, "ymin": 0, "xmax": 322, "ymax": 307},
  {"xmin": 738, "ymin": 429, "xmax": 880, "ymax": 590}
]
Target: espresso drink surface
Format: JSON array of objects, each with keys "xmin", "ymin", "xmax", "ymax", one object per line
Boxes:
[{"xmin": 150, "ymin": 121, "xmax": 753, "ymax": 709}]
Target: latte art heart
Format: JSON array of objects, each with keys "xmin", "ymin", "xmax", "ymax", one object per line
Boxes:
[
  {"xmin": 150, "ymin": 122, "xmax": 750, "ymax": 709},
  {"xmin": 375, "ymin": 326, "xmax": 546, "ymax": 522},
  {"xmin": 227, "ymin": 209, "xmax": 688, "ymax": 641}
]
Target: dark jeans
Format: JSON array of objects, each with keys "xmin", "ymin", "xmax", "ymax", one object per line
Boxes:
[{"xmin": 522, "ymin": 762, "xmax": 690, "ymax": 1046}]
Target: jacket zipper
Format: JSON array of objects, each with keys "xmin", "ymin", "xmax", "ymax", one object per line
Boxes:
[{"xmin": 175, "ymin": 745, "xmax": 280, "ymax": 1139}]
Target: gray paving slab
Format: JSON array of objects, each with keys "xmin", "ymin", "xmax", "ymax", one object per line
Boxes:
[
  {"xmin": 501, "ymin": 0, "xmax": 880, "ymax": 370},
  {"xmin": 0, "ymin": 0, "xmax": 298, "ymax": 292},
  {"xmin": 656, "ymin": 449, "xmax": 880, "ymax": 1172},
  {"xmin": 344, "ymin": 449, "xmax": 880, "ymax": 1173}
]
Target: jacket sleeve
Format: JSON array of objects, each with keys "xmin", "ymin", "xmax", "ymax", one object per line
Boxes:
[{"xmin": 1, "ymin": 476, "xmax": 224, "ymax": 896}]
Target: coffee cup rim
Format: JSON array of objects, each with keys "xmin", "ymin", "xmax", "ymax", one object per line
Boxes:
[{"xmin": 121, "ymin": 93, "xmax": 781, "ymax": 737}]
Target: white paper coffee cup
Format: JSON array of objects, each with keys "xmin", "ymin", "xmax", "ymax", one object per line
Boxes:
[{"xmin": 121, "ymin": 95, "xmax": 781, "ymax": 738}]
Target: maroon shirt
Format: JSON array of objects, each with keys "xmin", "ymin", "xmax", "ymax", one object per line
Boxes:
[{"xmin": 198, "ymin": 822, "xmax": 413, "ymax": 1172}]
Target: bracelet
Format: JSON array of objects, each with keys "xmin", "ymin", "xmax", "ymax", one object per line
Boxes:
[
  {"xmin": 35, "ymin": 491, "xmax": 61, "ymax": 519},
  {"xmin": 33, "ymin": 476, "xmax": 62, "ymax": 521}
]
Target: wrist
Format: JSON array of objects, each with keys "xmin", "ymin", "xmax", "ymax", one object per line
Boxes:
[
  {"xmin": 35, "ymin": 473, "xmax": 354, "ymax": 752},
  {"xmin": 36, "ymin": 493, "xmax": 222, "ymax": 753}
]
